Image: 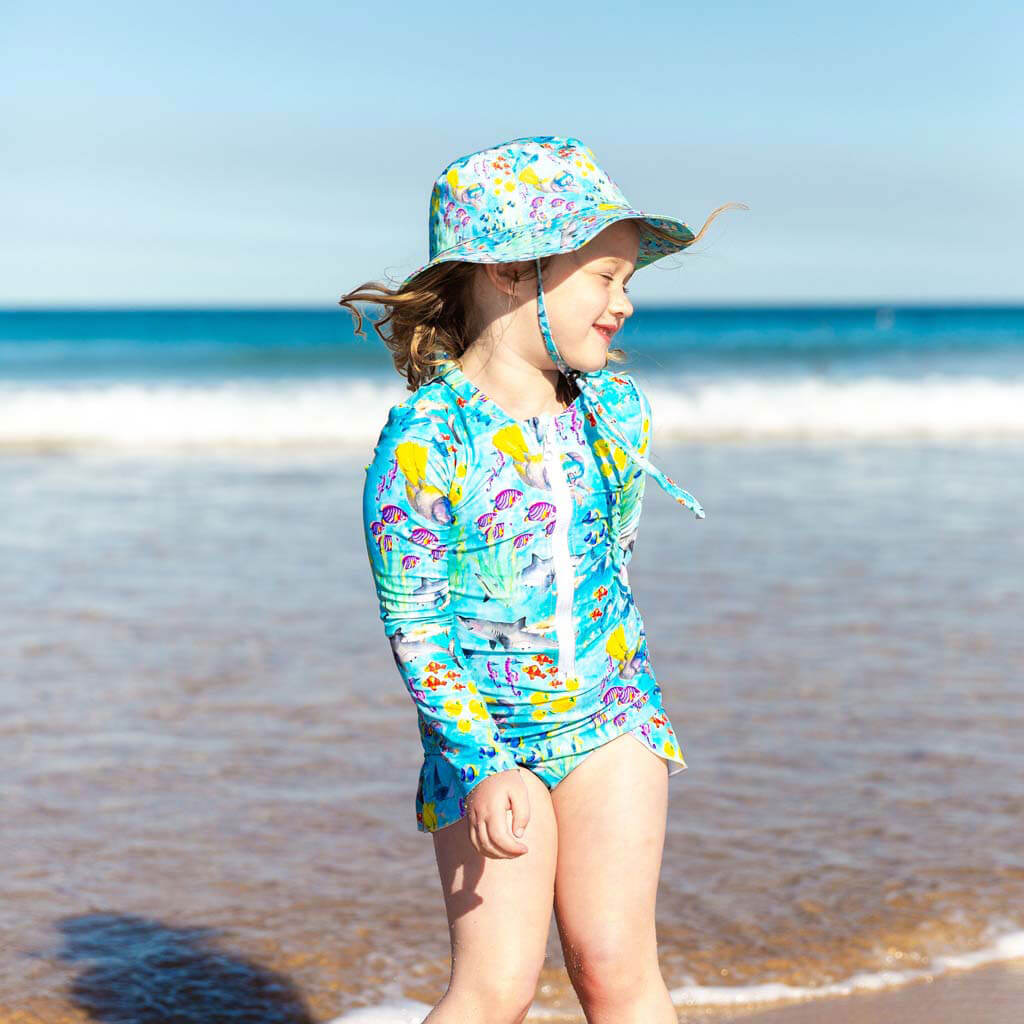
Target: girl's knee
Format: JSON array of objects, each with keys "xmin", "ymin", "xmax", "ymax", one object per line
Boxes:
[{"xmin": 565, "ymin": 937, "xmax": 660, "ymax": 1006}]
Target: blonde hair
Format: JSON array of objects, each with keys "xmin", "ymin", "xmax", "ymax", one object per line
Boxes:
[{"xmin": 338, "ymin": 203, "xmax": 745, "ymax": 394}]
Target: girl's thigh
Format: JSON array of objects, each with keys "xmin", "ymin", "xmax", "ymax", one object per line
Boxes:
[
  {"xmin": 431, "ymin": 766, "xmax": 559, "ymax": 992},
  {"xmin": 548, "ymin": 731, "xmax": 669, "ymax": 972}
]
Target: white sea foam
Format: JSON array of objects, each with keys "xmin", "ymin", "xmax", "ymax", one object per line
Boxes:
[
  {"xmin": 665, "ymin": 928, "xmax": 1024, "ymax": 1008},
  {"xmin": 325, "ymin": 1000, "xmax": 433, "ymax": 1023},
  {"xmin": 1, "ymin": 374, "xmax": 1023, "ymax": 451},
  {"xmin": 322, "ymin": 929, "xmax": 1024, "ymax": 1021},
  {"xmin": 646, "ymin": 373, "xmax": 1024, "ymax": 441}
]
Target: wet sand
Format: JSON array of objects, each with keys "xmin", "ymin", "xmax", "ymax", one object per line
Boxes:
[{"xmin": 711, "ymin": 957, "xmax": 1024, "ymax": 1024}]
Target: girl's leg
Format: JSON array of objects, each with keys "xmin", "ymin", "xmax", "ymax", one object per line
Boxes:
[
  {"xmin": 424, "ymin": 766, "xmax": 559, "ymax": 1024},
  {"xmin": 549, "ymin": 731, "xmax": 677, "ymax": 1024}
]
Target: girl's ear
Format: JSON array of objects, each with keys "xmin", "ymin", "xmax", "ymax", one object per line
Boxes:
[{"xmin": 483, "ymin": 261, "xmax": 524, "ymax": 301}]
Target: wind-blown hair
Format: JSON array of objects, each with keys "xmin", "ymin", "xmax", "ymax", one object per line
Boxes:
[{"xmin": 339, "ymin": 205, "xmax": 744, "ymax": 394}]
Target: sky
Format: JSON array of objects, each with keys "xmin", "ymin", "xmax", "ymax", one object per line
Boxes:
[{"xmin": 2, "ymin": 1, "xmax": 1022, "ymax": 307}]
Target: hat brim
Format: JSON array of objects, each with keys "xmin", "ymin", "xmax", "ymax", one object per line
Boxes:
[{"xmin": 398, "ymin": 207, "xmax": 696, "ymax": 292}]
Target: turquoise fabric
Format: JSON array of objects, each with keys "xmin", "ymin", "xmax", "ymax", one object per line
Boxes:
[
  {"xmin": 365, "ymin": 134, "xmax": 708, "ymax": 832},
  {"xmin": 400, "ymin": 135, "xmax": 696, "ymax": 291},
  {"xmin": 363, "ymin": 359, "xmax": 689, "ymax": 833}
]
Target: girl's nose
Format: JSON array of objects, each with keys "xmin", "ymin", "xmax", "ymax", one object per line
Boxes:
[{"xmin": 609, "ymin": 295, "xmax": 632, "ymax": 318}]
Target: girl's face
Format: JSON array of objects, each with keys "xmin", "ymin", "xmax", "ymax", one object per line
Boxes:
[{"xmin": 536, "ymin": 219, "xmax": 639, "ymax": 374}]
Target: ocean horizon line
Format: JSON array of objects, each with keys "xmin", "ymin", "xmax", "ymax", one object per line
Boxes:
[{"xmin": 2, "ymin": 300, "xmax": 1024, "ymax": 315}]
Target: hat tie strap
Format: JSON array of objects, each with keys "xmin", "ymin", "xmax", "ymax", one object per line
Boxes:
[{"xmin": 533, "ymin": 258, "xmax": 705, "ymax": 520}]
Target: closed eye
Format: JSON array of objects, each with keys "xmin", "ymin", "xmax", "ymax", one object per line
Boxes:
[{"xmin": 602, "ymin": 273, "xmax": 630, "ymax": 295}]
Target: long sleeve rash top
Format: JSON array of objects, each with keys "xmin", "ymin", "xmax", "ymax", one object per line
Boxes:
[{"xmin": 361, "ymin": 356, "xmax": 681, "ymax": 826}]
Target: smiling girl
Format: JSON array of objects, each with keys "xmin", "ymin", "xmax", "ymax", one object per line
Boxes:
[{"xmin": 341, "ymin": 135, "xmax": 742, "ymax": 1023}]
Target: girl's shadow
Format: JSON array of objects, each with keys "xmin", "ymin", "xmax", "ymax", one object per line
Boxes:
[{"xmin": 50, "ymin": 911, "xmax": 317, "ymax": 1023}]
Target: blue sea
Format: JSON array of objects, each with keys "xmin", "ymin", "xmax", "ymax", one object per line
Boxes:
[
  {"xmin": 2, "ymin": 305, "xmax": 1023, "ymax": 449},
  {"xmin": 3, "ymin": 305, "xmax": 1023, "ymax": 1022}
]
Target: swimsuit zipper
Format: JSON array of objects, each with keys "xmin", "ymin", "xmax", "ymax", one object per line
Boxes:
[{"xmin": 543, "ymin": 419, "xmax": 577, "ymax": 683}]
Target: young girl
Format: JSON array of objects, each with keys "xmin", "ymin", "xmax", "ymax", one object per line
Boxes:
[{"xmin": 342, "ymin": 136, "xmax": 741, "ymax": 1024}]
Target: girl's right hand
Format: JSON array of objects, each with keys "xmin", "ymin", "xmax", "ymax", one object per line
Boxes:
[{"xmin": 464, "ymin": 768, "xmax": 531, "ymax": 858}]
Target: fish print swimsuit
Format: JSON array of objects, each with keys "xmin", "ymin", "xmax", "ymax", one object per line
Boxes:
[{"xmin": 362, "ymin": 356, "xmax": 697, "ymax": 833}]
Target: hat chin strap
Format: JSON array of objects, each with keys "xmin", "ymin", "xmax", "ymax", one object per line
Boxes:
[
  {"xmin": 533, "ymin": 257, "xmax": 582, "ymax": 382},
  {"xmin": 533, "ymin": 257, "xmax": 706, "ymax": 520}
]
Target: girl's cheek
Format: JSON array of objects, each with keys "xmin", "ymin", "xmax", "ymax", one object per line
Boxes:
[{"xmin": 576, "ymin": 280, "xmax": 605, "ymax": 316}]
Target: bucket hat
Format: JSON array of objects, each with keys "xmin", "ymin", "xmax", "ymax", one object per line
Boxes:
[
  {"xmin": 402, "ymin": 135, "xmax": 726, "ymax": 519},
  {"xmin": 399, "ymin": 135, "xmax": 697, "ymax": 292}
]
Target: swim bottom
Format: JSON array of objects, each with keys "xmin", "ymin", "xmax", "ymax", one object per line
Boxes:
[
  {"xmin": 525, "ymin": 726, "xmax": 686, "ymax": 791},
  {"xmin": 415, "ymin": 710, "xmax": 687, "ymax": 834}
]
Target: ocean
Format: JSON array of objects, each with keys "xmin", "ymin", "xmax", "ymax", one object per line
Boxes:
[
  {"xmin": 2, "ymin": 305, "xmax": 1022, "ymax": 1022},
  {"xmin": 3, "ymin": 306, "xmax": 1024, "ymax": 448}
]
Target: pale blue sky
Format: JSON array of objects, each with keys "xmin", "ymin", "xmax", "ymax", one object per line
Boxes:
[{"xmin": 3, "ymin": 1, "xmax": 1021, "ymax": 306}]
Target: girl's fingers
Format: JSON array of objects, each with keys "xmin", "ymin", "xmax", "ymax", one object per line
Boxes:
[{"xmin": 475, "ymin": 817, "xmax": 503, "ymax": 859}]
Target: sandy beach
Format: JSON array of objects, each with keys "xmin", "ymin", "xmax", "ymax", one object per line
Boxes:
[{"xmin": 716, "ymin": 957, "xmax": 1024, "ymax": 1024}]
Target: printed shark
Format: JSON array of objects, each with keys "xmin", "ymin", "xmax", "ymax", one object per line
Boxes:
[
  {"xmin": 519, "ymin": 552, "xmax": 556, "ymax": 590},
  {"xmin": 475, "ymin": 551, "xmax": 585, "ymax": 601},
  {"xmin": 388, "ymin": 627, "xmax": 465, "ymax": 670},
  {"xmin": 411, "ymin": 576, "xmax": 449, "ymax": 604},
  {"xmin": 522, "ymin": 550, "xmax": 585, "ymax": 589},
  {"xmin": 456, "ymin": 613, "xmax": 553, "ymax": 651}
]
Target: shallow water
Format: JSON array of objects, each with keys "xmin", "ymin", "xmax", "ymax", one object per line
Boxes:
[{"xmin": 3, "ymin": 439, "xmax": 1022, "ymax": 1019}]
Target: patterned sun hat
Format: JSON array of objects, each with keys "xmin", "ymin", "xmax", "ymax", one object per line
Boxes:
[{"xmin": 400, "ymin": 135, "xmax": 697, "ymax": 291}]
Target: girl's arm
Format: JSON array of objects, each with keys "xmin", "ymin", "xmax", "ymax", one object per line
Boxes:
[{"xmin": 362, "ymin": 408, "xmax": 520, "ymax": 788}]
